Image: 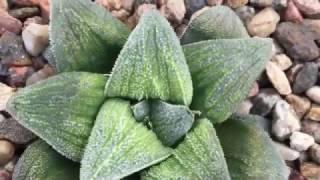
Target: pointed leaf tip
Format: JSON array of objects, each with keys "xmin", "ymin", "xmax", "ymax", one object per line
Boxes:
[
  {"xmin": 142, "ymin": 118, "xmax": 231, "ymax": 180},
  {"xmin": 183, "ymin": 38, "xmax": 272, "ymax": 123},
  {"xmin": 7, "ymin": 72, "xmax": 108, "ymax": 161},
  {"xmin": 105, "ymin": 10, "xmax": 193, "ymax": 106},
  {"xmin": 181, "ymin": 5, "xmax": 249, "ymax": 44},
  {"xmin": 50, "ymin": 0, "xmax": 130, "ymax": 73},
  {"xmin": 81, "ymin": 99, "xmax": 172, "ymax": 180}
]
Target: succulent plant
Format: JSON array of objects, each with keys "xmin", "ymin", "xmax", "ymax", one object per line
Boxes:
[{"xmin": 7, "ymin": 0, "xmax": 289, "ymax": 179}]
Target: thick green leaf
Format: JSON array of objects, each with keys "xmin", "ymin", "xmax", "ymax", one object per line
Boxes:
[
  {"xmin": 149, "ymin": 100, "xmax": 194, "ymax": 146},
  {"xmin": 183, "ymin": 38, "xmax": 272, "ymax": 123},
  {"xmin": 141, "ymin": 118, "xmax": 231, "ymax": 180},
  {"xmin": 180, "ymin": 6, "xmax": 249, "ymax": 45},
  {"xmin": 105, "ymin": 10, "xmax": 193, "ymax": 106},
  {"xmin": 13, "ymin": 140, "xmax": 79, "ymax": 180},
  {"xmin": 81, "ymin": 98, "xmax": 172, "ymax": 180},
  {"xmin": 216, "ymin": 115, "xmax": 289, "ymax": 180},
  {"xmin": 6, "ymin": 72, "xmax": 107, "ymax": 161},
  {"xmin": 50, "ymin": 0, "xmax": 130, "ymax": 73}
]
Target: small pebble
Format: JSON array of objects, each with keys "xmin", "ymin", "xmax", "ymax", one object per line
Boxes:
[
  {"xmin": 0, "ymin": 9, "xmax": 22, "ymax": 35},
  {"xmin": 0, "ymin": 0, "xmax": 8, "ymax": 10},
  {"xmin": 0, "ymin": 140, "xmax": 15, "ymax": 166},
  {"xmin": 290, "ymin": 131, "xmax": 315, "ymax": 151},
  {"xmin": 274, "ymin": 22, "xmax": 319, "ymax": 61},
  {"xmin": 250, "ymin": 88, "xmax": 282, "ymax": 116},
  {"xmin": 271, "ymin": 39, "xmax": 284, "ymax": 55},
  {"xmin": 301, "ymin": 162, "xmax": 320, "ymax": 179},
  {"xmin": 302, "ymin": 120, "xmax": 320, "ymax": 144},
  {"xmin": 285, "ymin": 94, "xmax": 311, "ymax": 119},
  {"xmin": 0, "ymin": 83, "xmax": 15, "ymax": 111},
  {"xmin": 250, "ymin": 0, "xmax": 272, "ymax": 7},
  {"xmin": 283, "ymin": 0, "xmax": 303, "ymax": 23},
  {"xmin": 302, "ymin": 19, "xmax": 320, "ymax": 41},
  {"xmin": 293, "ymin": 0, "xmax": 320, "ymax": 18},
  {"xmin": 7, "ymin": 66, "xmax": 35, "ymax": 87},
  {"xmin": 246, "ymin": 7, "xmax": 280, "ymax": 37},
  {"xmin": 226, "ymin": 0, "xmax": 248, "ymax": 8},
  {"xmin": 111, "ymin": 9, "xmax": 130, "ymax": 22},
  {"xmin": 265, "ymin": 61, "xmax": 292, "ymax": 95},
  {"xmin": 23, "ymin": 16, "xmax": 43, "ymax": 29},
  {"xmin": 293, "ymin": 62, "xmax": 318, "ymax": 94},
  {"xmin": 306, "ymin": 104, "xmax": 320, "ymax": 121},
  {"xmin": 309, "ymin": 144, "xmax": 320, "ymax": 164},
  {"xmin": 271, "ymin": 54, "xmax": 292, "ymax": 71},
  {"xmin": 306, "ymin": 86, "xmax": 320, "ymax": 104},
  {"xmin": 26, "ymin": 64, "xmax": 55, "ymax": 85},
  {"xmin": 286, "ymin": 63, "xmax": 303, "ymax": 83},
  {"xmin": 234, "ymin": 5, "xmax": 255, "ymax": 23},
  {"xmin": 22, "ymin": 23, "xmax": 49, "ymax": 56},
  {"xmin": 184, "ymin": 0, "xmax": 207, "ymax": 18},
  {"xmin": 9, "ymin": 7, "xmax": 40, "ymax": 20},
  {"xmin": 272, "ymin": 100, "xmax": 300, "ymax": 141},
  {"xmin": 0, "ymin": 116, "xmax": 36, "ymax": 145},
  {"xmin": 236, "ymin": 99, "xmax": 253, "ymax": 114},
  {"xmin": 248, "ymin": 81, "xmax": 259, "ymax": 97},
  {"xmin": 273, "ymin": 141, "xmax": 300, "ymax": 161},
  {"xmin": 0, "ymin": 170, "xmax": 11, "ymax": 180},
  {"xmin": 206, "ymin": 0, "xmax": 223, "ymax": 6},
  {"xmin": 160, "ymin": 0, "xmax": 186, "ymax": 26}
]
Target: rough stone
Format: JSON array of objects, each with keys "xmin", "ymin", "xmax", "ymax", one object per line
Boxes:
[
  {"xmin": 9, "ymin": 7, "xmax": 40, "ymax": 20},
  {"xmin": 226, "ymin": 0, "xmax": 248, "ymax": 8},
  {"xmin": 160, "ymin": 0, "xmax": 186, "ymax": 26},
  {"xmin": 286, "ymin": 63, "xmax": 303, "ymax": 84},
  {"xmin": 274, "ymin": 22, "xmax": 319, "ymax": 61},
  {"xmin": 7, "ymin": 66, "xmax": 35, "ymax": 87},
  {"xmin": 293, "ymin": 0, "xmax": 320, "ymax": 18},
  {"xmin": 272, "ymin": 100, "xmax": 301, "ymax": 141},
  {"xmin": 0, "ymin": 116, "xmax": 36, "ymax": 144},
  {"xmin": 290, "ymin": 131, "xmax": 315, "ymax": 151},
  {"xmin": 249, "ymin": 0, "xmax": 272, "ymax": 7},
  {"xmin": 306, "ymin": 86, "xmax": 320, "ymax": 104},
  {"xmin": 206, "ymin": 0, "xmax": 223, "ymax": 6},
  {"xmin": 0, "ymin": 31, "xmax": 32, "ymax": 66},
  {"xmin": 184, "ymin": 0, "xmax": 207, "ymax": 18},
  {"xmin": 271, "ymin": 54, "xmax": 292, "ymax": 71},
  {"xmin": 302, "ymin": 120, "xmax": 320, "ymax": 144},
  {"xmin": 302, "ymin": 19, "xmax": 320, "ymax": 40},
  {"xmin": 301, "ymin": 162, "xmax": 320, "ymax": 180},
  {"xmin": 111, "ymin": 9, "xmax": 130, "ymax": 22},
  {"xmin": 0, "ymin": 140, "xmax": 15, "ymax": 166},
  {"xmin": 12, "ymin": 0, "xmax": 49, "ymax": 22},
  {"xmin": 310, "ymin": 144, "xmax": 320, "ymax": 164},
  {"xmin": 0, "ymin": 0, "xmax": 8, "ymax": 10},
  {"xmin": 283, "ymin": 0, "xmax": 303, "ymax": 23},
  {"xmin": 306, "ymin": 104, "xmax": 320, "ymax": 121},
  {"xmin": 0, "ymin": 170, "xmax": 11, "ymax": 180},
  {"xmin": 248, "ymin": 81, "xmax": 259, "ymax": 97},
  {"xmin": 273, "ymin": 141, "xmax": 300, "ymax": 161},
  {"xmin": 0, "ymin": 9, "xmax": 22, "ymax": 35},
  {"xmin": 250, "ymin": 88, "xmax": 282, "ymax": 116},
  {"xmin": 271, "ymin": 39, "xmax": 284, "ymax": 55},
  {"xmin": 236, "ymin": 99, "xmax": 253, "ymax": 115},
  {"xmin": 0, "ymin": 83, "xmax": 15, "ymax": 111},
  {"xmin": 286, "ymin": 94, "xmax": 311, "ymax": 119},
  {"xmin": 26, "ymin": 64, "xmax": 55, "ymax": 86},
  {"xmin": 234, "ymin": 5, "xmax": 255, "ymax": 23},
  {"xmin": 23, "ymin": 16, "xmax": 43, "ymax": 30},
  {"xmin": 265, "ymin": 61, "xmax": 292, "ymax": 95},
  {"xmin": 293, "ymin": 63, "xmax": 318, "ymax": 94},
  {"xmin": 246, "ymin": 7, "xmax": 280, "ymax": 37},
  {"xmin": 22, "ymin": 23, "xmax": 49, "ymax": 56}
]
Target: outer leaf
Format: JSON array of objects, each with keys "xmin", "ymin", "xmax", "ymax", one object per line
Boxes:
[
  {"xmin": 50, "ymin": 0, "xmax": 130, "ymax": 73},
  {"xmin": 183, "ymin": 38, "xmax": 272, "ymax": 123},
  {"xmin": 142, "ymin": 118, "xmax": 231, "ymax": 180},
  {"xmin": 216, "ymin": 115, "xmax": 289, "ymax": 180},
  {"xmin": 80, "ymin": 98, "xmax": 172, "ymax": 180},
  {"xmin": 149, "ymin": 100, "xmax": 194, "ymax": 146},
  {"xmin": 105, "ymin": 10, "xmax": 193, "ymax": 106},
  {"xmin": 13, "ymin": 140, "xmax": 80, "ymax": 180},
  {"xmin": 180, "ymin": 6, "xmax": 249, "ymax": 45},
  {"xmin": 6, "ymin": 72, "xmax": 107, "ymax": 161}
]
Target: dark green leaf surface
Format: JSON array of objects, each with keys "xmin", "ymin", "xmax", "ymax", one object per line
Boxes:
[
  {"xmin": 50, "ymin": 0, "xmax": 130, "ymax": 73},
  {"xmin": 216, "ymin": 116, "xmax": 288, "ymax": 180},
  {"xmin": 81, "ymin": 98, "xmax": 172, "ymax": 180},
  {"xmin": 13, "ymin": 140, "xmax": 80, "ymax": 180},
  {"xmin": 180, "ymin": 6, "xmax": 249, "ymax": 45},
  {"xmin": 142, "ymin": 118, "xmax": 231, "ymax": 180},
  {"xmin": 183, "ymin": 38, "xmax": 272, "ymax": 123},
  {"xmin": 6, "ymin": 72, "xmax": 107, "ymax": 161},
  {"xmin": 149, "ymin": 100, "xmax": 194, "ymax": 146},
  {"xmin": 105, "ymin": 10, "xmax": 193, "ymax": 106},
  {"xmin": 131, "ymin": 100, "xmax": 150, "ymax": 123}
]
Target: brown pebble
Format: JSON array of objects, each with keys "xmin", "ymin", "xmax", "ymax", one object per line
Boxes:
[{"xmin": 0, "ymin": 140, "xmax": 15, "ymax": 166}]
